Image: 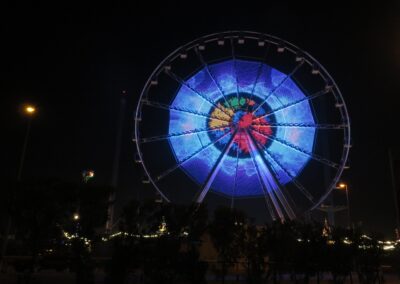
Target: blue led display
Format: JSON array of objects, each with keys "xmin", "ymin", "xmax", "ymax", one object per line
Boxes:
[{"xmin": 168, "ymin": 59, "xmax": 315, "ymax": 197}]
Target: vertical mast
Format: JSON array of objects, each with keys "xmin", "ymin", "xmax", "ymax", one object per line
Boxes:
[{"xmin": 106, "ymin": 90, "xmax": 126, "ymax": 233}]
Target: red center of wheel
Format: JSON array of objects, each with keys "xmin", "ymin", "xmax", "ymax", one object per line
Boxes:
[
  {"xmin": 237, "ymin": 113, "xmax": 253, "ymax": 129},
  {"xmin": 228, "ymin": 110, "xmax": 273, "ymax": 154}
]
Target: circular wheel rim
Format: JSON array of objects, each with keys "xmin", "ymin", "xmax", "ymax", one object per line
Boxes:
[{"xmin": 134, "ymin": 31, "xmax": 351, "ymax": 221}]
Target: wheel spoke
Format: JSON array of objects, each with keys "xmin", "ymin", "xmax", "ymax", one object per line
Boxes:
[
  {"xmin": 251, "ymin": 131, "xmax": 315, "ymax": 204},
  {"xmin": 230, "ymin": 143, "xmax": 240, "ymax": 209},
  {"xmin": 164, "ymin": 69, "xmax": 233, "ymax": 118},
  {"xmin": 140, "ymin": 125, "xmax": 231, "ymax": 143},
  {"xmin": 253, "ymin": 60, "xmax": 305, "ymax": 114},
  {"xmin": 142, "ymin": 99, "xmax": 231, "ymax": 123},
  {"xmin": 195, "ymin": 130, "xmax": 238, "ymax": 203},
  {"xmin": 247, "ymin": 130, "xmax": 296, "ymax": 220},
  {"xmin": 245, "ymin": 131, "xmax": 285, "ymax": 221},
  {"xmin": 230, "ymin": 38, "xmax": 240, "ymax": 102},
  {"xmin": 247, "ymin": 44, "xmax": 270, "ymax": 109},
  {"xmin": 252, "ymin": 122, "xmax": 348, "ymax": 130},
  {"xmin": 256, "ymin": 88, "xmax": 330, "ymax": 120},
  {"xmin": 251, "ymin": 127, "xmax": 340, "ymax": 169},
  {"xmin": 156, "ymin": 129, "xmax": 232, "ymax": 181},
  {"xmin": 247, "ymin": 140, "xmax": 277, "ymax": 221},
  {"xmin": 194, "ymin": 47, "xmax": 232, "ymax": 108},
  {"xmin": 252, "ymin": 157, "xmax": 278, "ymax": 222}
]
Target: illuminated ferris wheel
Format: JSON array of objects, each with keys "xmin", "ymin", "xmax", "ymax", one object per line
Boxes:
[{"xmin": 134, "ymin": 31, "xmax": 350, "ymax": 222}]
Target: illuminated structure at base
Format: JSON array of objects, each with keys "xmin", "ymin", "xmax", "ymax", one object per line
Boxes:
[{"xmin": 135, "ymin": 31, "xmax": 351, "ymax": 222}]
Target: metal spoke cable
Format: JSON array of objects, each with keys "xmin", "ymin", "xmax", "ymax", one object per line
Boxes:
[
  {"xmin": 230, "ymin": 37, "xmax": 240, "ymax": 102},
  {"xmin": 194, "ymin": 47, "xmax": 232, "ymax": 108},
  {"xmin": 247, "ymin": 142, "xmax": 278, "ymax": 221},
  {"xmin": 156, "ymin": 129, "xmax": 232, "ymax": 181},
  {"xmin": 245, "ymin": 131, "xmax": 285, "ymax": 221},
  {"xmin": 251, "ymin": 133, "xmax": 315, "ymax": 203},
  {"xmin": 255, "ymin": 88, "xmax": 330, "ymax": 120},
  {"xmin": 165, "ymin": 69, "xmax": 233, "ymax": 118},
  {"xmin": 247, "ymin": 44, "xmax": 270, "ymax": 108},
  {"xmin": 231, "ymin": 145, "xmax": 240, "ymax": 209},
  {"xmin": 252, "ymin": 122, "xmax": 347, "ymax": 129},
  {"xmin": 251, "ymin": 127, "xmax": 340, "ymax": 169},
  {"xmin": 142, "ymin": 99, "xmax": 231, "ymax": 123},
  {"xmin": 247, "ymin": 130, "xmax": 296, "ymax": 220},
  {"xmin": 195, "ymin": 129, "xmax": 238, "ymax": 203},
  {"xmin": 140, "ymin": 125, "xmax": 231, "ymax": 143},
  {"xmin": 253, "ymin": 60, "xmax": 305, "ymax": 114}
]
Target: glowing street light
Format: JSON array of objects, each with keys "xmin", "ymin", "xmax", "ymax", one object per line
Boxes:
[
  {"xmin": 73, "ymin": 213, "xmax": 80, "ymax": 221},
  {"xmin": 24, "ymin": 105, "xmax": 36, "ymax": 115}
]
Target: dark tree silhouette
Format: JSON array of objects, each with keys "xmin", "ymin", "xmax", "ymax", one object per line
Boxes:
[
  {"xmin": 3, "ymin": 178, "xmax": 111, "ymax": 284},
  {"xmin": 68, "ymin": 182, "xmax": 111, "ymax": 284},
  {"xmin": 107, "ymin": 201, "xmax": 208, "ymax": 284},
  {"xmin": 209, "ymin": 206, "xmax": 246, "ymax": 284},
  {"xmin": 10, "ymin": 180, "xmax": 76, "ymax": 282},
  {"xmin": 241, "ymin": 223, "xmax": 267, "ymax": 284}
]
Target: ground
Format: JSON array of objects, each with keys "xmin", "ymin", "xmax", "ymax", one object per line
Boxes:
[{"xmin": 0, "ymin": 270, "xmax": 399, "ymax": 284}]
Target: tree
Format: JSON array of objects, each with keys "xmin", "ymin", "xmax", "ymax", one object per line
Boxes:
[
  {"xmin": 9, "ymin": 179, "xmax": 76, "ymax": 282},
  {"xmin": 107, "ymin": 201, "xmax": 208, "ymax": 284},
  {"xmin": 290, "ymin": 222, "xmax": 327, "ymax": 283},
  {"xmin": 209, "ymin": 206, "xmax": 247, "ymax": 283},
  {"xmin": 354, "ymin": 233, "xmax": 383, "ymax": 284},
  {"xmin": 106, "ymin": 199, "xmax": 161, "ymax": 284},
  {"xmin": 263, "ymin": 220, "xmax": 298, "ymax": 282},
  {"xmin": 7, "ymin": 178, "xmax": 111, "ymax": 284},
  {"xmin": 242, "ymin": 224, "xmax": 267, "ymax": 284},
  {"xmin": 69, "ymin": 182, "xmax": 112, "ymax": 284},
  {"xmin": 160, "ymin": 203, "xmax": 208, "ymax": 284}
]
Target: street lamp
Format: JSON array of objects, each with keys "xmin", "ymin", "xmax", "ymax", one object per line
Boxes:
[
  {"xmin": 1, "ymin": 104, "xmax": 37, "ymax": 271},
  {"xmin": 24, "ymin": 105, "xmax": 36, "ymax": 115},
  {"xmin": 337, "ymin": 182, "xmax": 351, "ymax": 228},
  {"xmin": 73, "ymin": 213, "xmax": 80, "ymax": 221}
]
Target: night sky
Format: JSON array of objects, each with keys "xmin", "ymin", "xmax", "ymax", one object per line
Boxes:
[{"xmin": 2, "ymin": 2, "xmax": 400, "ymax": 236}]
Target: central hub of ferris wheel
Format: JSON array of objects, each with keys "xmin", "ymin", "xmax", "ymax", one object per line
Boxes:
[
  {"xmin": 234, "ymin": 111, "xmax": 252, "ymax": 129},
  {"xmin": 207, "ymin": 93, "xmax": 275, "ymax": 157}
]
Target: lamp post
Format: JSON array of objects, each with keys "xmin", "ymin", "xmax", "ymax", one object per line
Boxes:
[
  {"xmin": 337, "ymin": 182, "xmax": 351, "ymax": 228},
  {"xmin": 0, "ymin": 104, "xmax": 37, "ymax": 272},
  {"xmin": 17, "ymin": 104, "xmax": 36, "ymax": 180}
]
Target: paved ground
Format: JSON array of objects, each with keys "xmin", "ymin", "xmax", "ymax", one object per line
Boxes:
[{"xmin": 0, "ymin": 271, "xmax": 399, "ymax": 283}]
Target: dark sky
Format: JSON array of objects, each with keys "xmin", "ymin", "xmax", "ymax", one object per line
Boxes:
[{"xmin": 2, "ymin": 1, "xmax": 400, "ymax": 236}]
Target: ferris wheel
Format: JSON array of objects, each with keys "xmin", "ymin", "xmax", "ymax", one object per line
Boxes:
[{"xmin": 134, "ymin": 31, "xmax": 350, "ymax": 222}]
